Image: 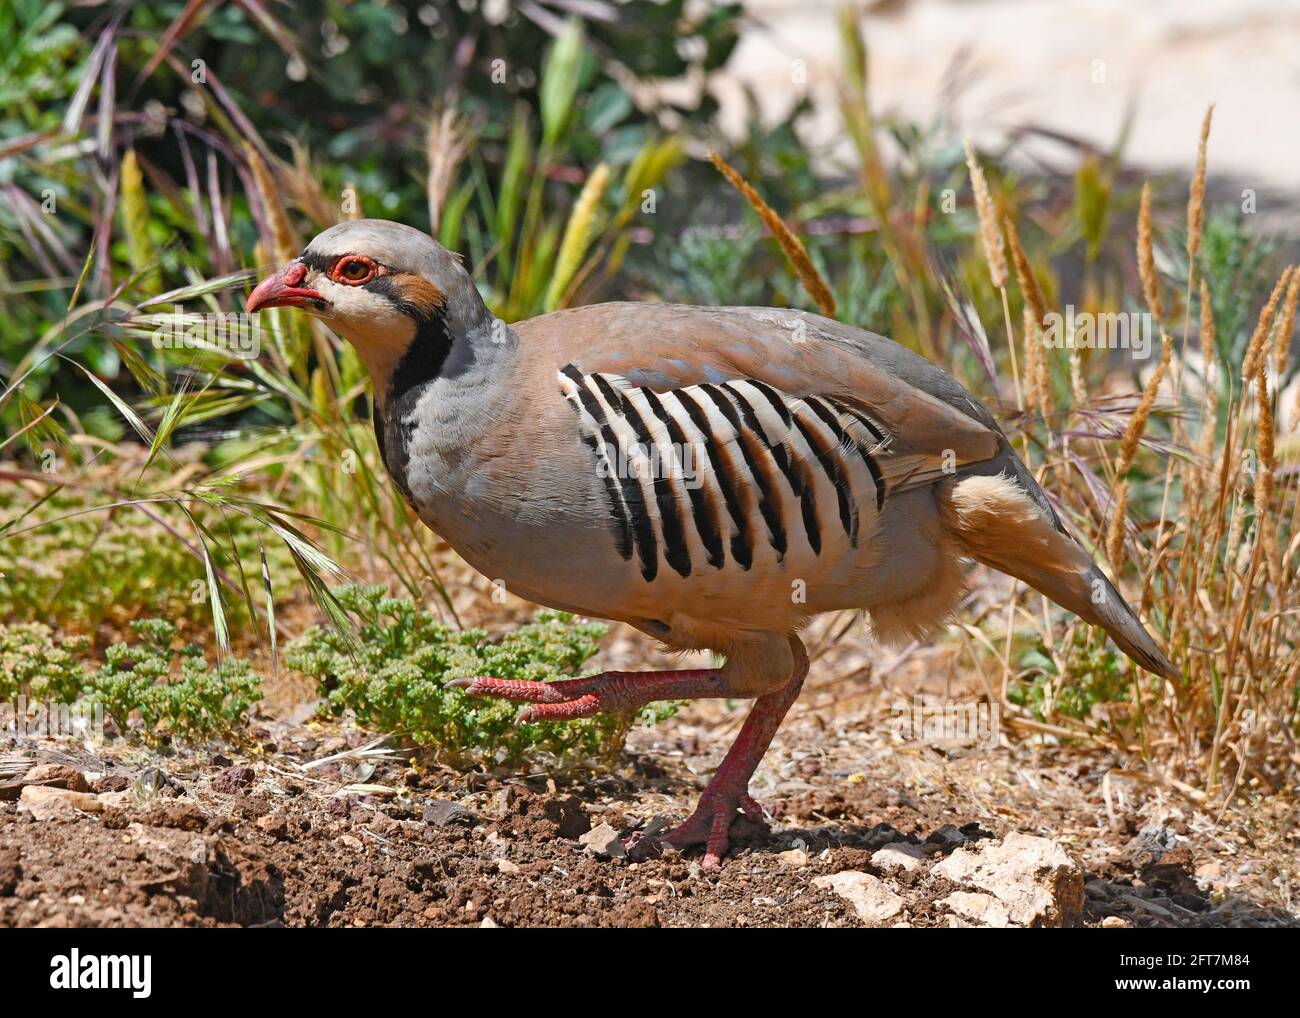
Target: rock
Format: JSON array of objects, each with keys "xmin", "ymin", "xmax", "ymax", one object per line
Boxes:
[
  {"xmin": 871, "ymin": 842, "xmax": 926, "ymax": 873},
  {"xmin": 1120, "ymin": 894, "xmax": 1175, "ymax": 919},
  {"xmin": 777, "ymin": 847, "xmax": 809, "ymax": 868},
  {"xmin": 255, "ymin": 814, "xmax": 289, "ymax": 840},
  {"xmin": 0, "ymin": 848, "xmax": 21, "ymax": 896},
  {"xmin": 90, "ymin": 775, "xmax": 130, "ymax": 794},
  {"xmin": 211, "ymin": 765, "xmax": 257, "ymax": 794},
  {"xmin": 18, "ymin": 785, "xmax": 105, "ymax": 820},
  {"xmin": 1124, "ymin": 824, "xmax": 1177, "ymax": 869},
  {"xmin": 923, "ymin": 823, "xmax": 967, "ymax": 853},
  {"xmin": 366, "ymin": 813, "xmax": 400, "ymax": 837},
  {"xmin": 0, "ymin": 780, "xmax": 26, "ymax": 802},
  {"xmin": 934, "ymin": 832, "xmax": 1083, "ymax": 927},
  {"xmin": 338, "ymin": 834, "xmax": 364, "ymax": 851},
  {"xmin": 480, "ymin": 916, "xmax": 499, "ymax": 928},
  {"xmin": 422, "ymin": 799, "xmax": 477, "ymax": 828},
  {"xmin": 21, "ymin": 763, "xmax": 89, "ymax": 793},
  {"xmin": 942, "ymin": 891, "xmax": 1011, "ymax": 927},
  {"xmin": 579, "ymin": 822, "xmax": 627, "ymax": 858},
  {"xmin": 543, "ymin": 796, "xmax": 592, "ymax": 839},
  {"xmin": 1084, "ymin": 879, "xmax": 1112, "ymax": 900},
  {"xmin": 496, "ymin": 859, "xmax": 521, "ymax": 875},
  {"xmin": 1102, "ymin": 916, "xmax": 1132, "ymax": 928},
  {"xmin": 814, "ymin": 871, "xmax": 904, "ymax": 923}
]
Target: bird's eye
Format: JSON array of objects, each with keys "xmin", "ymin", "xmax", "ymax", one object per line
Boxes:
[{"xmin": 333, "ymin": 257, "xmax": 376, "ymax": 285}]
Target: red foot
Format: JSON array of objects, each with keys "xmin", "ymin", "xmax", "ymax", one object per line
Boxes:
[
  {"xmin": 448, "ymin": 670, "xmax": 727, "ymax": 722},
  {"xmin": 450, "ymin": 639, "xmax": 808, "ymax": 867},
  {"xmin": 628, "ymin": 786, "xmax": 770, "ymax": 868}
]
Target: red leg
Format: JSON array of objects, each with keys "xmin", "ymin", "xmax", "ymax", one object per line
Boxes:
[
  {"xmin": 450, "ymin": 638, "xmax": 810, "ymax": 867},
  {"xmin": 629, "ymin": 646, "xmax": 808, "ymax": 867}
]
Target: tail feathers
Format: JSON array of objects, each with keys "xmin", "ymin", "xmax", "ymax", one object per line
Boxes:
[{"xmin": 941, "ymin": 471, "xmax": 1180, "ymax": 681}]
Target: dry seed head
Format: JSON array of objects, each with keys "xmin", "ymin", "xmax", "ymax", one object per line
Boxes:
[
  {"xmin": 1004, "ymin": 212, "xmax": 1048, "ymax": 329},
  {"xmin": 1187, "ymin": 104, "xmax": 1213, "ymax": 261},
  {"xmin": 425, "ymin": 106, "xmax": 471, "ymax": 234},
  {"xmin": 964, "ymin": 139, "xmax": 1007, "ymax": 289},
  {"xmin": 709, "ymin": 151, "xmax": 837, "ymax": 318},
  {"xmin": 1273, "ymin": 265, "xmax": 1299, "ymax": 378},
  {"xmin": 1116, "ymin": 330, "xmax": 1173, "ymax": 477},
  {"xmin": 1242, "ymin": 266, "xmax": 1293, "ymax": 381},
  {"xmin": 1137, "ymin": 181, "xmax": 1163, "ymax": 321},
  {"xmin": 243, "ymin": 142, "xmax": 298, "ymax": 264},
  {"xmin": 545, "ymin": 162, "xmax": 611, "ymax": 312},
  {"xmin": 1106, "ymin": 481, "xmax": 1129, "ymax": 571}
]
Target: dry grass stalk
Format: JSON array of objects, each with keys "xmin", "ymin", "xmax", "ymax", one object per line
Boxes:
[
  {"xmin": 285, "ymin": 139, "xmax": 340, "ymax": 229},
  {"xmin": 425, "ymin": 106, "xmax": 471, "ymax": 234},
  {"xmin": 963, "ymin": 139, "xmax": 1007, "ymax": 288},
  {"xmin": 1004, "ymin": 212, "xmax": 1048, "ymax": 325},
  {"xmin": 1273, "ymin": 265, "xmax": 1300, "ymax": 379},
  {"xmin": 1021, "ymin": 305, "xmax": 1052, "ymax": 416},
  {"xmin": 1186, "ymin": 104, "xmax": 1214, "ymax": 262},
  {"xmin": 1106, "ymin": 330, "xmax": 1173, "ymax": 568},
  {"xmin": 243, "ymin": 142, "xmax": 298, "ymax": 264},
  {"xmin": 708, "ymin": 151, "xmax": 837, "ymax": 317},
  {"xmin": 1242, "ymin": 266, "xmax": 1293, "ymax": 381},
  {"xmin": 1137, "ymin": 181, "xmax": 1163, "ymax": 321},
  {"xmin": 1255, "ymin": 367, "xmax": 1280, "ymax": 586}
]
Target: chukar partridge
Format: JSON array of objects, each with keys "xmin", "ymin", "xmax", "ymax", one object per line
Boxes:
[{"xmin": 247, "ymin": 219, "xmax": 1177, "ymax": 866}]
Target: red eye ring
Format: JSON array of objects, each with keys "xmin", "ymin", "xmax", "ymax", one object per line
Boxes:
[{"xmin": 331, "ymin": 256, "xmax": 377, "ymax": 285}]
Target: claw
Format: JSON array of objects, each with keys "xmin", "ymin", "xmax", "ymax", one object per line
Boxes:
[{"xmin": 626, "ymin": 787, "xmax": 772, "ymax": 867}]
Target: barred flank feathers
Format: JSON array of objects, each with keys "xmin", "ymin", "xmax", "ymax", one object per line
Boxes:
[
  {"xmin": 545, "ymin": 162, "xmax": 610, "ymax": 312},
  {"xmin": 1137, "ymin": 181, "xmax": 1163, "ymax": 321},
  {"xmin": 709, "ymin": 151, "xmax": 837, "ymax": 318},
  {"xmin": 963, "ymin": 139, "xmax": 1007, "ymax": 288},
  {"xmin": 1187, "ymin": 104, "xmax": 1213, "ymax": 261}
]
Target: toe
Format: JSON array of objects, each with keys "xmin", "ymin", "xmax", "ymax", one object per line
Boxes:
[
  {"xmin": 448, "ymin": 676, "xmax": 567, "ymax": 703},
  {"xmin": 515, "ymin": 694, "xmax": 600, "ymax": 722}
]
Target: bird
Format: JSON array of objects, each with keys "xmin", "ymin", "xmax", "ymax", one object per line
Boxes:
[{"xmin": 246, "ymin": 218, "xmax": 1178, "ymax": 867}]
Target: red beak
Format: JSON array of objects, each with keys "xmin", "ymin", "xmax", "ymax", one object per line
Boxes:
[{"xmin": 245, "ymin": 261, "xmax": 323, "ymax": 313}]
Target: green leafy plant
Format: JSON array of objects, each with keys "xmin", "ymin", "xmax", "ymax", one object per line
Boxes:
[
  {"xmin": 286, "ymin": 584, "xmax": 671, "ymax": 765},
  {"xmin": 0, "ymin": 621, "xmax": 88, "ymax": 704},
  {"xmin": 85, "ymin": 618, "xmax": 262, "ymax": 744}
]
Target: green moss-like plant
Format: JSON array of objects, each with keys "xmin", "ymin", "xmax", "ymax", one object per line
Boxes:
[{"xmin": 286, "ymin": 584, "xmax": 673, "ymax": 766}]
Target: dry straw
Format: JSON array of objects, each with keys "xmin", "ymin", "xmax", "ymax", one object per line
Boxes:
[
  {"xmin": 1106, "ymin": 330, "xmax": 1173, "ymax": 568},
  {"xmin": 709, "ymin": 151, "xmax": 837, "ymax": 317},
  {"xmin": 545, "ymin": 162, "xmax": 610, "ymax": 312},
  {"xmin": 1137, "ymin": 181, "xmax": 1163, "ymax": 321},
  {"xmin": 1273, "ymin": 266, "xmax": 1299, "ymax": 379},
  {"xmin": 1186, "ymin": 105, "xmax": 1214, "ymax": 261},
  {"xmin": 425, "ymin": 106, "xmax": 471, "ymax": 235},
  {"xmin": 1242, "ymin": 266, "xmax": 1293, "ymax": 381},
  {"xmin": 243, "ymin": 143, "xmax": 298, "ymax": 264},
  {"xmin": 963, "ymin": 139, "xmax": 1007, "ymax": 288}
]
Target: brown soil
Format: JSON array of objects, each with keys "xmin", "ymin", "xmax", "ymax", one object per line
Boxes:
[{"xmin": 3, "ymin": 675, "xmax": 1296, "ymax": 927}]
